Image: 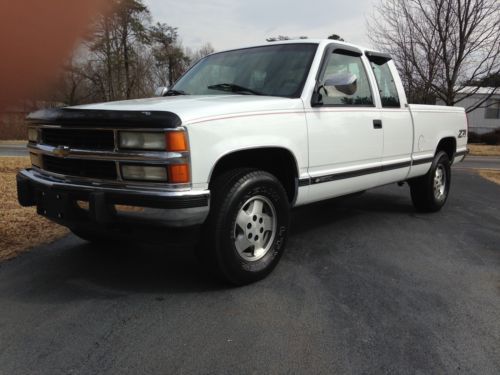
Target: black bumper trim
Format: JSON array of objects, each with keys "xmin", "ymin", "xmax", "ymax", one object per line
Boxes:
[
  {"xmin": 411, "ymin": 157, "xmax": 434, "ymax": 166},
  {"xmin": 17, "ymin": 171, "xmax": 209, "ymax": 210}
]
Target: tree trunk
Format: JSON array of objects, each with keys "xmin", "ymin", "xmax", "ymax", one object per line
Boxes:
[
  {"xmin": 121, "ymin": 15, "xmax": 131, "ymax": 99},
  {"xmin": 104, "ymin": 17, "xmax": 114, "ymax": 101}
]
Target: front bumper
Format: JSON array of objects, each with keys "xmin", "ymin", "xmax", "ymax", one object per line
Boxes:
[{"xmin": 17, "ymin": 169, "xmax": 210, "ymax": 230}]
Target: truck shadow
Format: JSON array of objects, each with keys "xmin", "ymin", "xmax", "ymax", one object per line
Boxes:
[
  {"xmin": 8, "ymin": 239, "xmax": 226, "ymax": 302},
  {"xmin": 291, "ymin": 189, "xmax": 414, "ymax": 236},
  {"xmin": 8, "ymin": 189, "xmax": 416, "ymax": 301}
]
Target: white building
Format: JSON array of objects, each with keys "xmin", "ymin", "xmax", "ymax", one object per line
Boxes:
[{"xmin": 444, "ymin": 87, "xmax": 500, "ymax": 134}]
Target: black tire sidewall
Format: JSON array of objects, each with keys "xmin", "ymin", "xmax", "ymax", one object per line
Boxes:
[{"xmin": 215, "ymin": 172, "xmax": 290, "ymax": 283}]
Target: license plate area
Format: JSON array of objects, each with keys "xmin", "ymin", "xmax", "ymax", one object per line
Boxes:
[{"xmin": 36, "ymin": 189, "xmax": 72, "ymax": 221}]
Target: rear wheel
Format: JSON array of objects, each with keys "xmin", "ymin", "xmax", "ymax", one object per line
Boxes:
[
  {"xmin": 198, "ymin": 169, "xmax": 290, "ymax": 285},
  {"xmin": 409, "ymin": 151, "xmax": 451, "ymax": 212}
]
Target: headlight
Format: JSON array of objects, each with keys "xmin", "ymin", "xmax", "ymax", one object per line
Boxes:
[
  {"xmin": 119, "ymin": 132, "xmax": 165, "ymax": 150},
  {"xmin": 121, "ymin": 164, "xmax": 168, "ymax": 182},
  {"xmin": 28, "ymin": 128, "xmax": 38, "ymax": 142}
]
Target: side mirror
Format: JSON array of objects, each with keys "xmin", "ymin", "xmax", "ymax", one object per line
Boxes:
[
  {"xmin": 323, "ymin": 72, "xmax": 357, "ymax": 96},
  {"xmin": 155, "ymin": 86, "xmax": 169, "ymax": 97}
]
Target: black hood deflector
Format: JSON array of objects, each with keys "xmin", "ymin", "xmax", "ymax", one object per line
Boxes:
[{"xmin": 27, "ymin": 108, "xmax": 182, "ymax": 128}]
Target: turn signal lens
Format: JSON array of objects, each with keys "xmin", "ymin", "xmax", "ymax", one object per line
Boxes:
[
  {"xmin": 166, "ymin": 131, "xmax": 188, "ymax": 152},
  {"xmin": 168, "ymin": 164, "xmax": 190, "ymax": 183}
]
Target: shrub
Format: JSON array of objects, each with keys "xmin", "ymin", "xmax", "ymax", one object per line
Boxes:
[
  {"xmin": 468, "ymin": 131, "xmax": 482, "ymax": 143},
  {"xmin": 0, "ymin": 113, "xmax": 27, "ymax": 140}
]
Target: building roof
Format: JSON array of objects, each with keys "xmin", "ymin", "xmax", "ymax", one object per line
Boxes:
[{"xmin": 457, "ymin": 86, "xmax": 500, "ymax": 96}]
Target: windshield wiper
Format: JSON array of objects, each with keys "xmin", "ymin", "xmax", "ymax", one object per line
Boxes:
[
  {"xmin": 165, "ymin": 89, "xmax": 188, "ymax": 96},
  {"xmin": 207, "ymin": 83, "xmax": 263, "ymax": 96}
]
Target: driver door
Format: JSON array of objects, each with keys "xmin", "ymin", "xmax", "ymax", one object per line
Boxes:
[{"xmin": 304, "ymin": 48, "xmax": 383, "ymax": 203}]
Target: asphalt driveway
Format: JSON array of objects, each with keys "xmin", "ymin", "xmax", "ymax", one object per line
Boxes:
[
  {"xmin": 456, "ymin": 155, "xmax": 500, "ymax": 170},
  {"xmin": 0, "ymin": 170, "xmax": 499, "ymax": 374},
  {"xmin": 0, "ymin": 143, "xmax": 28, "ymax": 157}
]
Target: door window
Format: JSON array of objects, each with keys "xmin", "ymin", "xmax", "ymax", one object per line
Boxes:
[{"xmin": 320, "ymin": 51, "xmax": 374, "ymax": 106}]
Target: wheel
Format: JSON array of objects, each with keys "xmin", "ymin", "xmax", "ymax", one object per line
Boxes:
[
  {"xmin": 198, "ymin": 169, "xmax": 291, "ymax": 285},
  {"xmin": 409, "ymin": 151, "xmax": 451, "ymax": 212}
]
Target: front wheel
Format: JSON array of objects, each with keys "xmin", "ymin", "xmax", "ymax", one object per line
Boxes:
[
  {"xmin": 198, "ymin": 169, "xmax": 291, "ymax": 285},
  {"xmin": 409, "ymin": 151, "xmax": 451, "ymax": 212}
]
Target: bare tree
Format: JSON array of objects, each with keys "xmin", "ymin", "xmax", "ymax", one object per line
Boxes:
[
  {"xmin": 189, "ymin": 43, "xmax": 215, "ymax": 63},
  {"xmin": 46, "ymin": 1, "xmax": 208, "ymax": 105},
  {"xmin": 115, "ymin": 0, "xmax": 151, "ymax": 98},
  {"xmin": 150, "ymin": 23, "xmax": 191, "ymax": 86},
  {"xmin": 368, "ymin": 0, "xmax": 500, "ymax": 111},
  {"xmin": 84, "ymin": 0, "xmax": 152, "ymax": 101},
  {"xmin": 53, "ymin": 62, "xmax": 88, "ymax": 106}
]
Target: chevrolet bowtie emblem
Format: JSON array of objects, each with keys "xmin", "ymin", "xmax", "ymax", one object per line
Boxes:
[{"xmin": 53, "ymin": 145, "xmax": 71, "ymax": 157}]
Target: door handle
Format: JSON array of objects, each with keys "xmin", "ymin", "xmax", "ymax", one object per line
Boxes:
[{"xmin": 373, "ymin": 119, "xmax": 383, "ymax": 129}]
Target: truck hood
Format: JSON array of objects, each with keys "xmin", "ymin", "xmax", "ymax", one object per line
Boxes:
[{"xmin": 73, "ymin": 95, "xmax": 304, "ymax": 125}]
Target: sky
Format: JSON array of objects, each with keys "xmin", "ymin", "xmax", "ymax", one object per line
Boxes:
[{"xmin": 144, "ymin": 0, "xmax": 375, "ymax": 51}]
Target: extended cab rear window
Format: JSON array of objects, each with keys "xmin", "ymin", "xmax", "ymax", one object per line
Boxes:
[{"xmin": 369, "ymin": 58, "xmax": 401, "ymax": 108}]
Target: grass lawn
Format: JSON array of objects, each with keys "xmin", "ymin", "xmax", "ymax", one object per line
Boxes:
[
  {"xmin": 478, "ymin": 170, "xmax": 500, "ymax": 185},
  {"xmin": 0, "ymin": 140, "xmax": 27, "ymax": 145},
  {"xmin": 0, "ymin": 157, "xmax": 67, "ymax": 261},
  {"xmin": 468, "ymin": 144, "xmax": 500, "ymax": 157}
]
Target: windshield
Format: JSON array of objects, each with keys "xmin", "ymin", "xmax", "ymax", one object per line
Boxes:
[{"xmin": 172, "ymin": 43, "xmax": 318, "ymax": 98}]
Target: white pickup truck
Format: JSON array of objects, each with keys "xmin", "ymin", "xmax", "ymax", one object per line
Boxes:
[{"xmin": 18, "ymin": 39, "xmax": 468, "ymax": 284}]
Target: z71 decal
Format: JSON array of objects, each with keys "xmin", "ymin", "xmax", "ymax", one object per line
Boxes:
[{"xmin": 458, "ymin": 129, "xmax": 467, "ymax": 138}]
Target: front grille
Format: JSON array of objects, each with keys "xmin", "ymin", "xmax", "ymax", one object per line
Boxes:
[
  {"xmin": 42, "ymin": 129, "xmax": 115, "ymax": 150},
  {"xmin": 43, "ymin": 155, "xmax": 117, "ymax": 180}
]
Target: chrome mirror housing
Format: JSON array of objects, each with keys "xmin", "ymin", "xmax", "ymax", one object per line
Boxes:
[
  {"xmin": 323, "ymin": 72, "xmax": 358, "ymax": 96},
  {"xmin": 155, "ymin": 86, "xmax": 169, "ymax": 97}
]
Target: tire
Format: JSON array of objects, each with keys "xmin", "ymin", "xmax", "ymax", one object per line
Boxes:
[
  {"xmin": 198, "ymin": 169, "xmax": 291, "ymax": 285},
  {"xmin": 409, "ymin": 151, "xmax": 451, "ymax": 212}
]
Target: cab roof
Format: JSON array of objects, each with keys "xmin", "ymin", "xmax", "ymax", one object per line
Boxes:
[{"xmin": 212, "ymin": 39, "xmax": 389, "ymax": 61}]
